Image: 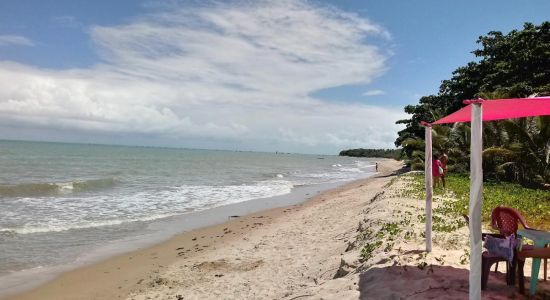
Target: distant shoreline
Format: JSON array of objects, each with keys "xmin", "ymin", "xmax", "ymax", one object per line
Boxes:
[{"xmin": 339, "ymin": 147, "xmax": 401, "ymax": 159}]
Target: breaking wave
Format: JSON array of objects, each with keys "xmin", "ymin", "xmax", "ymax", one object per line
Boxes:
[{"xmin": 0, "ymin": 178, "xmax": 119, "ymax": 197}]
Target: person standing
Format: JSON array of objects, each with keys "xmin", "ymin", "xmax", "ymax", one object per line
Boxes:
[
  {"xmin": 440, "ymin": 153, "xmax": 448, "ymax": 188},
  {"xmin": 432, "ymin": 155, "xmax": 443, "ymax": 188}
]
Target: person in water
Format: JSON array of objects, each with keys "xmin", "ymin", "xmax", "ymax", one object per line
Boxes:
[{"xmin": 439, "ymin": 153, "xmax": 448, "ymax": 188}]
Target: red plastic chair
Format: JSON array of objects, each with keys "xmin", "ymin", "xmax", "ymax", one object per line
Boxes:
[
  {"xmin": 490, "ymin": 206, "xmax": 547, "ymax": 284},
  {"xmin": 491, "ymin": 206, "xmax": 532, "ymax": 236},
  {"xmin": 479, "ymin": 207, "xmax": 532, "ymax": 289},
  {"xmin": 463, "ymin": 214, "xmax": 509, "ymax": 289}
]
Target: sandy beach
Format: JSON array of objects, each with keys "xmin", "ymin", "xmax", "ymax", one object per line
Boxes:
[
  {"xmin": 4, "ymin": 159, "xmax": 548, "ymax": 299},
  {"xmin": 1, "ymin": 1, "xmax": 548, "ymax": 299}
]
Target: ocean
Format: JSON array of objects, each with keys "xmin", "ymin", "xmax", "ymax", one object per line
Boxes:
[{"xmin": 0, "ymin": 140, "xmax": 376, "ymax": 288}]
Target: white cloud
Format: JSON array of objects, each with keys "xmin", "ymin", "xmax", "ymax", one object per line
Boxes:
[
  {"xmin": 0, "ymin": 35, "xmax": 34, "ymax": 47},
  {"xmin": 362, "ymin": 89, "xmax": 385, "ymax": 96},
  {"xmin": 0, "ymin": 1, "xmax": 405, "ymax": 153}
]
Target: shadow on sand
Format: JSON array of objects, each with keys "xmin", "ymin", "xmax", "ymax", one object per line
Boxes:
[
  {"xmin": 358, "ymin": 264, "xmax": 550, "ymax": 299},
  {"xmin": 375, "ymin": 166, "xmax": 410, "ymax": 178}
]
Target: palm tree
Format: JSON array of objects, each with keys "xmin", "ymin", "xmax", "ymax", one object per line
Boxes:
[
  {"xmin": 400, "ymin": 136, "xmax": 425, "ymax": 170},
  {"xmin": 400, "ymin": 93, "xmax": 550, "ymax": 187},
  {"xmin": 482, "ymin": 116, "xmax": 550, "ymax": 185},
  {"xmin": 400, "ymin": 124, "xmax": 455, "ymax": 171}
]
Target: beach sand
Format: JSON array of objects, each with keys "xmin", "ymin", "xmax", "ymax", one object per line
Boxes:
[{"xmin": 5, "ymin": 159, "xmax": 549, "ymax": 299}]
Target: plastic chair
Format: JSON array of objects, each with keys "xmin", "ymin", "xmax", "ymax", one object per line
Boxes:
[
  {"xmin": 482, "ymin": 252, "xmax": 511, "ymax": 290},
  {"xmin": 477, "ymin": 206, "xmax": 538, "ymax": 289},
  {"xmin": 462, "ymin": 214, "xmax": 509, "ymax": 289},
  {"xmin": 491, "ymin": 206, "xmax": 547, "ymax": 281},
  {"xmin": 491, "ymin": 206, "xmax": 532, "ymax": 236}
]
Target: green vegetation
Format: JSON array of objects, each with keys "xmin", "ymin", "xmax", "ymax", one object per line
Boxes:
[
  {"xmin": 356, "ymin": 228, "xmax": 374, "ymax": 241},
  {"xmin": 358, "ymin": 219, "xmax": 407, "ymax": 260},
  {"xmin": 376, "ymin": 222, "xmax": 402, "ymax": 240},
  {"xmin": 383, "ymin": 242, "xmax": 394, "ymax": 253},
  {"xmin": 356, "ymin": 172, "xmax": 549, "ymax": 265},
  {"xmin": 460, "ymin": 249, "xmax": 470, "ymax": 265},
  {"xmin": 360, "ymin": 240, "xmax": 382, "ymax": 260},
  {"xmin": 396, "ymin": 22, "xmax": 550, "ymax": 187},
  {"xmin": 339, "ymin": 148, "xmax": 401, "ymax": 159},
  {"xmin": 408, "ymin": 173, "xmax": 550, "ymax": 230},
  {"xmin": 357, "ymin": 220, "xmax": 401, "ymax": 260},
  {"xmin": 435, "ymin": 255, "xmax": 446, "ymax": 266}
]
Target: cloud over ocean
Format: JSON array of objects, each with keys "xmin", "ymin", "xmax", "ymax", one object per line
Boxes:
[{"xmin": 0, "ymin": 0, "xmax": 405, "ymax": 154}]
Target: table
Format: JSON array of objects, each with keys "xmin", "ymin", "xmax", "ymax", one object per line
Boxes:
[{"xmin": 517, "ymin": 229, "xmax": 550, "ymax": 295}]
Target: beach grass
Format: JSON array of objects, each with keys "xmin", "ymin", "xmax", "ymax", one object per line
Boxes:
[{"xmin": 407, "ymin": 173, "xmax": 550, "ymax": 230}]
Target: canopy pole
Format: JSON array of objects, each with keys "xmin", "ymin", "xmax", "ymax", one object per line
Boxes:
[
  {"xmin": 424, "ymin": 124, "xmax": 433, "ymax": 252},
  {"xmin": 469, "ymin": 101, "xmax": 483, "ymax": 300}
]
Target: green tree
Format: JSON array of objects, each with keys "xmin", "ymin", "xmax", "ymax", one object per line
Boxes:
[
  {"xmin": 396, "ymin": 22, "xmax": 550, "ymax": 186},
  {"xmin": 484, "ymin": 116, "xmax": 550, "ymax": 185}
]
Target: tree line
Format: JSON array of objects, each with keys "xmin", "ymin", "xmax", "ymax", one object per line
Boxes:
[
  {"xmin": 395, "ymin": 22, "xmax": 550, "ymax": 187},
  {"xmin": 339, "ymin": 148, "xmax": 401, "ymax": 159}
]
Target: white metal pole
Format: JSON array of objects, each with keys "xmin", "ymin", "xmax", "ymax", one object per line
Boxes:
[
  {"xmin": 425, "ymin": 126, "xmax": 433, "ymax": 252},
  {"xmin": 469, "ymin": 102, "xmax": 483, "ymax": 300}
]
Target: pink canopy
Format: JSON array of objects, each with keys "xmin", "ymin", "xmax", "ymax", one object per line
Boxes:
[
  {"xmin": 432, "ymin": 97, "xmax": 550, "ymax": 125},
  {"xmin": 422, "ymin": 96, "xmax": 550, "ymax": 298}
]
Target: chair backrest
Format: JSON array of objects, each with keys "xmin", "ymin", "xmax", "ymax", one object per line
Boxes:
[{"xmin": 491, "ymin": 206, "xmax": 531, "ymax": 236}]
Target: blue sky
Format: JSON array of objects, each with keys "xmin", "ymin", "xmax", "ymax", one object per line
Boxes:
[
  {"xmin": 318, "ymin": 0, "xmax": 550, "ymax": 106},
  {"xmin": 0, "ymin": 0, "xmax": 548, "ymax": 154}
]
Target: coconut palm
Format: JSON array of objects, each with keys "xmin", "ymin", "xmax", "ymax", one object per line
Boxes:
[{"xmin": 481, "ymin": 116, "xmax": 550, "ymax": 185}]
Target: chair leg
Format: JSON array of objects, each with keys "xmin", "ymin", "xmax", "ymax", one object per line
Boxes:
[
  {"xmin": 495, "ymin": 261, "xmax": 499, "ymax": 273},
  {"xmin": 482, "ymin": 258, "xmax": 492, "ymax": 290},
  {"xmin": 509, "ymin": 258, "xmax": 516, "ymax": 286},
  {"xmin": 518, "ymin": 259, "xmax": 525, "ymax": 294},
  {"xmin": 504, "ymin": 262, "xmax": 510, "ymax": 285},
  {"xmin": 545, "ymin": 258, "xmax": 547, "ymax": 281}
]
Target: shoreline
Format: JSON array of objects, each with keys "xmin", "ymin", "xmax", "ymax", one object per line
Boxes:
[
  {"xmin": 2, "ymin": 161, "xmax": 392, "ymax": 300},
  {"xmin": 0, "ymin": 178, "xmax": 369, "ymax": 297}
]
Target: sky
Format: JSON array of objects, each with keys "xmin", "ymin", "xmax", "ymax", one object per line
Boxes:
[{"xmin": 0, "ymin": 0, "xmax": 548, "ymax": 154}]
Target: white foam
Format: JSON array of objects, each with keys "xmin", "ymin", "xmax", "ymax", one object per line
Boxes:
[
  {"xmin": 0, "ymin": 213, "xmax": 182, "ymax": 234},
  {"xmin": 0, "ymin": 159, "xmax": 376, "ymax": 236},
  {"xmin": 1, "ymin": 180, "xmax": 294, "ymax": 235},
  {"xmin": 338, "ymin": 167, "xmax": 362, "ymax": 173},
  {"xmin": 289, "ymin": 161, "xmax": 374, "ymax": 186},
  {"xmin": 56, "ymin": 182, "xmax": 74, "ymax": 192}
]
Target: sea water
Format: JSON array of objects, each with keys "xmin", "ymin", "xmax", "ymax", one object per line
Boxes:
[{"xmin": 0, "ymin": 140, "xmax": 376, "ymax": 283}]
